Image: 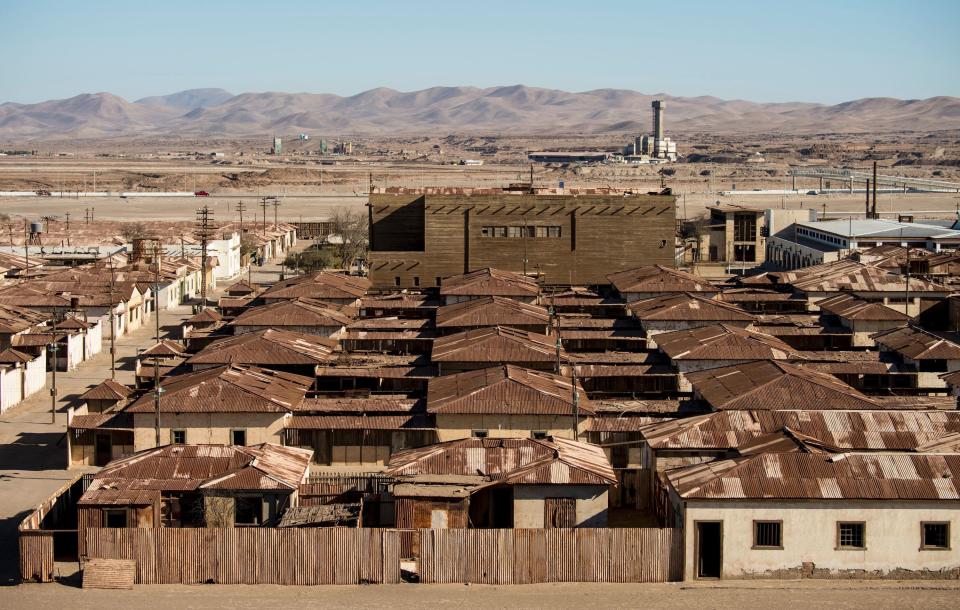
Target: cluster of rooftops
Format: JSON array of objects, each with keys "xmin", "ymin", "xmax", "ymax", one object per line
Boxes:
[{"xmin": 59, "ymin": 246, "xmax": 960, "ymax": 514}]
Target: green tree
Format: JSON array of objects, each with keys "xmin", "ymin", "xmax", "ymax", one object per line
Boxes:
[{"xmin": 284, "ymin": 249, "xmax": 334, "ymax": 273}]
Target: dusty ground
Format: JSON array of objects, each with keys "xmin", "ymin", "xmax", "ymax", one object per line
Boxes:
[{"xmin": 2, "ymin": 580, "xmax": 959, "ymax": 609}]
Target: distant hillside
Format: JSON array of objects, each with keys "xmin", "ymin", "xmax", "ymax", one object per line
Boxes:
[{"xmin": 1, "ymin": 85, "xmax": 958, "ymax": 140}]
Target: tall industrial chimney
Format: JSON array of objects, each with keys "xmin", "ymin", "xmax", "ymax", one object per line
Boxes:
[{"xmin": 652, "ymin": 100, "xmax": 665, "ymax": 141}]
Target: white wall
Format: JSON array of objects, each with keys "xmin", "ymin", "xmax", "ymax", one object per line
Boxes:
[
  {"xmin": 513, "ymin": 485, "xmax": 609, "ymax": 528},
  {"xmin": 683, "ymin": 499, "xmax": 960, "ymax": 580}
]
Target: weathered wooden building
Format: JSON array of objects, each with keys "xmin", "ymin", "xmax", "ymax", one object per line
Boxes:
[{"xmin": 368, "ymin": 190, "xmax": 677, "ymax": 289}]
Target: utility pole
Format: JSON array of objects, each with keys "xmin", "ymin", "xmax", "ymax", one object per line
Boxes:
[
  {"xmin": 272, "ymin": 198, "xmax": 280, "ymax": 228},
  {"xmin": 108, "ymin": 255, "xmax": 117, "ymax": 379},
  {"xmin": 65, "ymin": 211, "xmax": 70, "ymax": 231},
  {"xmin": 260, "ymin": 197, "xmax": 269, "ymax": 235},
  {"xmin": 153, "ymin": 240, "xmax": 163, "ymax": 447},
  {"xmin": 195, "ymin": 206, "xmax": 213, "ymax": 309},
  {"xmin": 236, "ymin": 200, "xmax": 246, "ymax": 232},
  {"xmin": 49, "ymin": 310, "xmax": 59, "ymax": 424},
  {"xmin": 571, "ymin": 368, "xmax": 580, "ymax": 442},
  {"xmin": 553, "ymin": 308, "xmax": 562, "ymax": 374},
  {"xmin": 904, "ymin": 231, "xmax": 912, "ymax": 319}
]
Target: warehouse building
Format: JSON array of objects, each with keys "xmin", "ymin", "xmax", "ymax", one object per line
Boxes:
[{"xmin": 367, "ymin": 188, "xmax": 676, "ymax": 288}]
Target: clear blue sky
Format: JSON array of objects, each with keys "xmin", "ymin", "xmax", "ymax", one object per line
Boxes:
[{"xmin": 1, "ymin": 0, "xmax": 957, "ymax": 104}]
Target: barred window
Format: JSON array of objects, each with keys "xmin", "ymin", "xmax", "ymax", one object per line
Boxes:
[
  {"xmin": 838, "ymin": 522, "xmax": 865, "ymax": 549},
  {"xmin": 922, "ymin": 522, "xmax": 950, "ymax": 550},
  {"xmin": 753, "ymin": 521, "xmax": 782, "ymax": 548}
]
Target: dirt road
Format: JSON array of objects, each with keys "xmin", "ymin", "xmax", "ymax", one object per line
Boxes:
[{"xmin": 2, "ymin": 580, "xmax": 959, "ymax": 609}]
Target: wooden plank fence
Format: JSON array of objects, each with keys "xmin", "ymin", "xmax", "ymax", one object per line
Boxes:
[
  {"xmin": 84, "ymin": 527, "xmax": 681, "ymax": 585},
  {"xmin": 419, "ymin": 528, "xmax": 683, "ymax": 584},
  {"xmin": 85, "ymin": 527, "xmax": 403, "ymax": 585},
  {"xmin": 18, "ymin": 473, "xmax": 90, "ymax": 583}
]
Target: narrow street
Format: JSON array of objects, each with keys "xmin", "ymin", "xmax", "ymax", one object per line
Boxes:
[{"xmin": 0, "ymin": 304, "xmax": 194, "ymax": 583}]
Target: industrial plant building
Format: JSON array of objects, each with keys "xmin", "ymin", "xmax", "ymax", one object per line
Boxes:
[{"xmin": 366, "ymin": 187, "xmax": 677, "ymax": 288}]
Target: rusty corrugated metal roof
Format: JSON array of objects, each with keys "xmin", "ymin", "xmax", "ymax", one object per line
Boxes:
[
  {"xmin": 187, "ymin": 329, "xmax": 337, "ymax": 366},
  {"xmin": 80, "ymin": 443, "xmax": 312, "ymax": 504},
  {"xmin": 286, "ymin": 415, "xmax": 434, "ymax": 430},
  {"xmin": 435, "ymin": 296, "xmax": 549, "ymax": 328},
  {"xmin": 817, "ymin": 293, "xmax": 910, "ymax": 322},
  {"xmin": 78, "ymin": 379, "xmax": 135, "ymax": 401},
  {"xmin": 687, "ymin": 360, "xmax": 880, "ymax": 411},
  {"xmin": 432, "ymin": 326, "xmax": 563, "ymax": 363},
  {"xmin": 231, "ymin": 297, "xmax": 354, "ymax": 328},
  {"xmin": 439, "ymin": 268, "xmax": 540, "ymax": 297},
  {"xmin": 126, "ymin": 364, "xmax": 311, "ymax": 413},
  {"xmin": 655, "ymin": 324, "xmax": 801, "ymax": 361},
  {"xmin": 608, "ymin": 265, "xmax": 717, "ymax": 295},
  {"xmin": 387, "ymin": 437, "xmax": 615, "ymax": 485},
  {"xmin": 261, "ymin": 271, "xmax": 370, "ymax": 301},
  {"xmin": 0, "ymin": 303, "xmax": 49, "ymax": 334},
  {"xmin": 872, "ymin": 325, "xmax": 960, "ymax": 360},
  {"xmin": 668, "ymin": 453, "xmax": 960, "ymax": 500},
  {"xmin": 641, "ymin": 409, "xmax": 960, "ymax": 451},
  {"xmin": 628, "ymin": 293, "xmax": 756, "ymax": 322},
  {"xmin": 427, "ymin": 364, "xmax": 593, "ymax": 415}
]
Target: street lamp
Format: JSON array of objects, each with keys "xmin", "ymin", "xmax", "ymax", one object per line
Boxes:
[{"xmin": 47, "ymin": 340, "xmax": 58, "ymax": 424}]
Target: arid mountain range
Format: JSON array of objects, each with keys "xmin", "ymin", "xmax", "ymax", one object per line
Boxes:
[{"xmin": 1, "ymin": 86, "xmax": 958, "ymax": 140}]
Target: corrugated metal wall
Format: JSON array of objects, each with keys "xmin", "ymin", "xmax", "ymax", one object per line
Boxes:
[{"xmin": 82, "ymin": 527, "xmax": 681, "ymax": 585}]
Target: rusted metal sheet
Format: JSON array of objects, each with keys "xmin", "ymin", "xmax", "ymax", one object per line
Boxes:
[
  {"xmin": 439, "ymin": 268, "xmax": 540, "ymax": 297},
  {"xmin": 427, "ymin": 364, "xmax": 593, "ymax": 415}
]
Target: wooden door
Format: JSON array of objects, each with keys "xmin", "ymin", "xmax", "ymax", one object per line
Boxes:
[{"xmin": 544, "ymin": 497, "xmax": 576, "ymax": 528}]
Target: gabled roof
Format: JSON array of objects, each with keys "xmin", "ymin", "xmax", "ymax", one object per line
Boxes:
[
  {"xmin": 140, "ymin": 339, "xmax": 188, "ymax": 358},
  {"xmin": 872, "ymin": 326, "xmax": 960, "ymax": 360},
  {"xmin": 655, "ymin": 324, "xmax": 801, "ymax": 361},
  {"xmin": 79, "ymin": 443, "xmax": 312, "ymax": 505},
  {"xmin": 187, "ymin": 329, "xmax": 337, "ymax": 366},
  {"xmin": 667, "ymin": 453, "xmax": 960, "ymax": 501},
  {"xmin": 261, "ymin": 271, "xmax": 370, "ymax": 301},
  {"xmin": 607, "ymin": 265, "xmax": 716, "ymax": 294},
  {"xmin": 642, "ymin": 409, "xmax": 960, "ymax": 451},
  {"xmin": 790, "ymin": 260, "xmax": 949, "ymax": 294},
  {"xmin": 686, "ymin": 360, "xmax": 880, "ymax": 411},
  {"xmin": 427, "ymin": 364, "xmax": 593, "ymax": 415},
  {"xmin": 231, "ymin": 297, "xmax": 354, "ymax": 328},
  {"xmin": 439, "ymin": 268, "xmax": 540, "ymax": 297},
  {"xmin": 817, "ymin": 293, "xmax": 910, "ymax": 322},
  {"xmin": 431, "ymin": 326, "xmax": 564, "ymax": 363},
  {"xmin": 186, "ymin": 308, "xmax": 223, "ymax": 324},
  {"xmin": 0, "ymin": 347, "xmax": 34, "ymax": 364},
  {"xmin": 224, "ymin": 280, "xmax": 259, "ymax": 295},
  {"xmin": 387, "ymin": 436, "xmax": 615, "ymax": 486},
  {"xmin": 79, "ymin": 379, "xmax": 135, "ymax": 401},
  {"xmin": 628, "ymin": 293, "xmax": 755, "ymax": 322},
  {"xmin": 0, "ymin": 302, "xmax": 49, "ymax": 334},
  {"xmin": 126, "ymin": 364, "xmax": 311, "ymax": 413},
  {"xmin": 435, "ymin": 296, "xmax": 549, "ymax": 329}
]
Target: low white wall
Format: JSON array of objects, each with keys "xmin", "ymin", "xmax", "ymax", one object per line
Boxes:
[{"xmin": 683, "ymin": 499, "xmax": 960, "ymax": 580}]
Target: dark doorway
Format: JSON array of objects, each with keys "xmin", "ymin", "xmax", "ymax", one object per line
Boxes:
[
  {"xmin": 94, "ymin": 433, "xmax": 112, "ymax": 466},
  {"xmin": 696, "ymin": 521, "xmax": 722, "ymax": 578}
]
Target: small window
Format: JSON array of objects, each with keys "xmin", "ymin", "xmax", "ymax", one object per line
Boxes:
[
  {"xmin": 471, "ymin": 430, "xmax": 488, "ymax": 438},
  {"xmin": 547, "ymin": 226, "xmax": 561, "ymax": 238},
  {"xmin": 493, "ymin": 227, "xmax": 507, "ymax": 238},
  {"xmin": 171, "ymin": 429, "xmax": 186, "ymax": 445},
  {"xmin": 531, "ymin": 431, "xmax": 548, "ymax": 440},
  {"xmin": 481, "ymin": 226, "xmax": 492, "ymax": 237},
  {"xmin": 394, "ymin": 276, "xmax": 401, "ymax": 287},
  {"xmin": 753, "ymin": 521, "xmax": 782, "ymax": 549},
  {"xmin": 104, "ymin": 508, "xmax": 128, "ymax": 528},
  {"xmin": 525, "ymin": 226, "xmax": 536, "ymax": 238},
  {"xmin": 413, "ymin": 276, "xmax": 420, "ymax": 287},
  {"xmin": 508, "ymin": 226, "xmax": 522, "ymax": 238},
  {"xmin": 837, "ymin": 522, "xmax": 865, "ymax": 549},
  {"xmin": 922, "ymin": 522, "xmax": 950, "ymax": 550},
  {"xmin": 231, "ymin": 429, "xmax": 247, "ymax": 446}
]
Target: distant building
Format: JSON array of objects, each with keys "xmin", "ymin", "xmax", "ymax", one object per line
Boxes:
[
  {"xmin": 368, "ymin": 188, "xmax": 676, "ymax": 288},
  {"xmin": 527, "ymin": 151, "xmax": 610, "ymax": 164},
  {"xmin": 298, "ymin": 133, "xmax": 309, "ymax": 141},
  {"xmin": 272, "ymin": 137, "xmax": 282, "ymax": 155}
]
